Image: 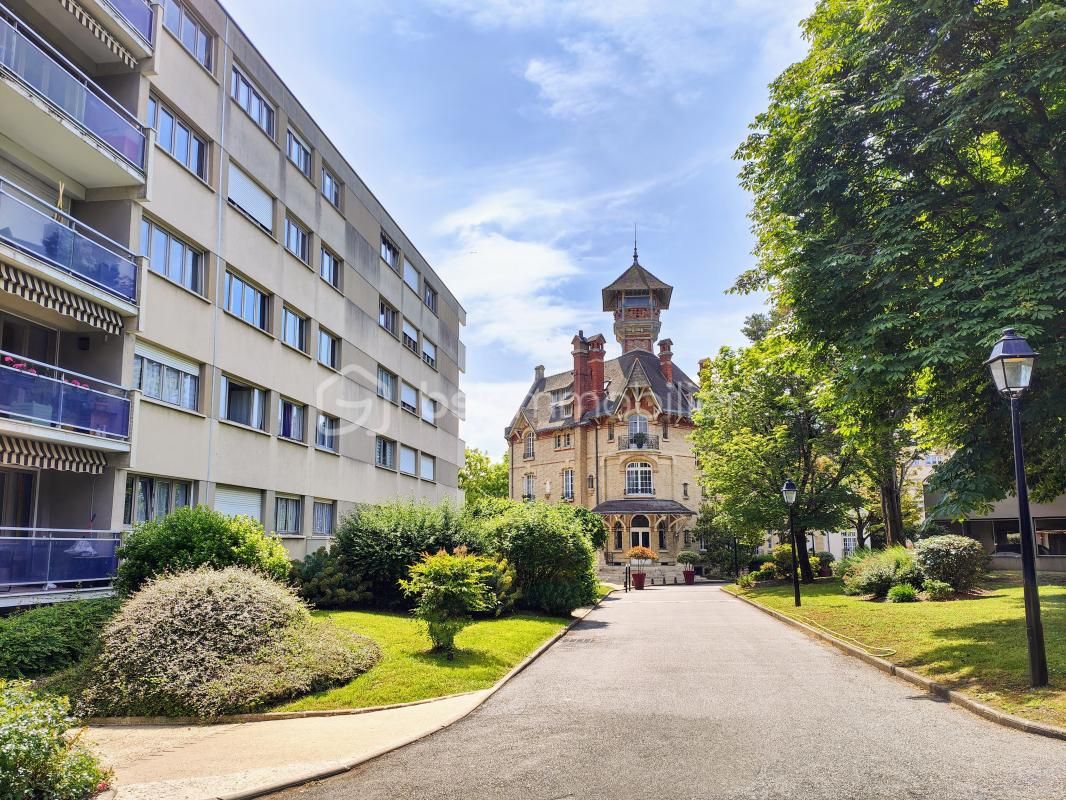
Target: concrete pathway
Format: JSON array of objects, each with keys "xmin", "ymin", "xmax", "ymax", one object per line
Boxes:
[
  {"xmin": 269, "ymin": 585, "xmax": 1066, "ymax": 800},
  {"xmin": 84, "ymin": 691, "xmax": 487, "ymax": 800}
]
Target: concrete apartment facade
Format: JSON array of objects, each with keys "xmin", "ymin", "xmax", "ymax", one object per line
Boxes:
[
  {"xmin": 0, "ymin": 0, "xmax": 465, "ymax": 599},
  {"xmin": 504, "ymin": 254, "xmax": 701, "ymax": 565}
]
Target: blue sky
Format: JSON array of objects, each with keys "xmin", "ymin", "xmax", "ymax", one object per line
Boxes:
[{"xmin": 223, "ymin": 0, "xmax": 817, "ymax": 458}]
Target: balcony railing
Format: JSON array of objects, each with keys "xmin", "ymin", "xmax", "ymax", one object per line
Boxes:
[
  {"xmin": 0, "ymin": 3, "xmax": 146, "ymax": 169},
  {"xmin": 0, "ymin": 349, "xmax": 130, "ymax": 439},
  {"xmin": 0, "ymin": 179, "xmax": 137, "ymax": 301},
  {"xmin": 618, "ymin": 434, "xmax": 660, "ymax": 451},
  {"xmin": 0, "ymin": 529, "xmax": 119, "ymax": 591},
  {"xmin": 104, "ymin": 0, "xmax": 154, "ymax": 43}
]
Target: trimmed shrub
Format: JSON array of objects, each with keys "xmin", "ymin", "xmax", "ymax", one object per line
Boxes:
[
  {"xmin": 115, "ymin": 506, "xmax": 290, "ymax": 595},
  {"xmin": 887, "ymin": 583, "xmax": 918, "ymax": 603},
  {"xmin": 770, "ymin": 544, "xmax": 795, "ymax": 577},
  {"xmin": 914, "ymin": 535, "xmax": 988, "ymax": 592},
  {"xmin": 923, "ymin": 579, "xmax": 954, "ymax": 601},
  {"xmin": 0, "ymin": 680, "xmax": 110, "ymax": 799},
  {"xmin": 0, "ymin": 598, "xmax": 119, "ymax": 679},
  {"xmin": 815, "ymin": 551, "xmax": 835, "ymax": 573},
  {"xmin": 676, "ymin": 550, "xmax": 700, "ymax": 566},
  {"xmin": 841, "ymin": 547, "xmax": 916, "ymax": 599},
  {"xmin": 289, "ymin": 547, "xmax": 371, "ymax": 609},
  {"xmin": 748, "ymin": 554, "xmax": 774, "ymax": 572},
  {"xmin": 756, "ymin": 561, "xmax": 779, "ymax": 581},
  {"xmin": 80, "ymin": 567, "xmax": 379, "ymax": 717}
]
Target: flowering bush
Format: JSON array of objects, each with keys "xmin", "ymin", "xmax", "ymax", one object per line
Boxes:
[
  {"xmin": 80, "ymin": 567, "xmax": 380, "ymax": 717},
  {"xmin": 0, "ymin": 680, "xmax": 110, "ymax": 799}
]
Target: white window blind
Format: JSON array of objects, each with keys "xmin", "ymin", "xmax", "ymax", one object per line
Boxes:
[
  {"xmin": 228, "ymin": 163, "xmax": 273, "ymax": 231},
  {"xmin": 214, "ymin": 485, "xmax": 262, "ymax": 522}
]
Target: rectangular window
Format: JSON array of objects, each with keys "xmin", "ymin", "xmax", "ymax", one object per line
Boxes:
[
  {"xmin": 124, "ymin": 475, "xmax": 193, "ymax": 525},
  {"xmin": 423, "ymin": 282, "xmax": 438, "ymax": 314},
  {"xmin": 379, "ymin": 301, "xmax": 398, "ymax": 336},
  {"xmin": 375, "ymin": 436, "xmax": 396, "ymax": 469},
  {"xmin": 316, "ymin": 413, "xmax": 338, "ymax": 451},
  {"xmin": 402, "ymin": 320, "xmax": 419, "ymax": 353},
  {"xmin": 523, "ymin": 473, "xmax": 535, "ymax": 498},
  {"xmin": 421, "ymin": 338, "xmax": 437, "ymax": 369},
  {"xmin": 420, "ymin": 395, "xmax": 436, "ymax": 425},
  {"xmin": 231, "ymin": 67, "xmax": 275, "ymax": 137},
  {"xmin": 221, "ymin": 376, "xmax": 266, "ymax": 429},
  {"xmin": 563, "ymin": 469, "xmax": 574, "ymax": 500},
  {"xmin": 224, "ymin": 271, "xmax": 269, "ymax": 331},
  {"xmin": 163, "ymin": 0, "xmax": 211, "ymax": 68},
  {"xmin": 380, "ymin": 235, "xmax": 399, "ymax": 269},
  {"xmin": 402, "ymin": 259, "xmax": 419, "ymax": 292},
  {"xmin": 284, "ymin": 217, "xmax": 310, "ymax": 263},
  {"xmin": 147, "ymin": 95, "xmax": 208, "ymax": 178},
  {"xmin": 607, "ymin": 423, "xmax": 614, "ymax": 441},
  {"xmin": 420, "ymin": 454, "xmax": 436, "ymax": 481},
  {"xmin": 286, "ymin": 130, "xmax": 311, "ymax": 176},
  {"xmin": 140, "ymin": 218, "xmax": 204, "ymax": 294},
  {"xmin": 400, "ymin": 381, "xmax": 418, "ymax": 414},
  {"xmin": 275, "ymin": 496, "xmax": 302, "ymax": 536},
  {"xmin": 321, "ymin": 166, "xmax": 340, "ymax": 207},
  {"xmin": 377, "ymin": 366, "xmax": 397, "ymax": 402},
  {"xmin": 281, "ymin": 307, "xmax": 307, "ymax": 352},
  {"xmin": 320, "ymin": 247, "xmax": 340, "ymax": 288},
  {"xmin": 278, "ymin": 398, "xmax": 305, "ymax": 441},
  {"xmin": 228, "ymin": 163, "xmax": 274, "ymax": 232},
  {"xmin": 312, "ymin": 501, "xmax": 335, "ymax": 537},
  {"xmin": 318, "ymin": 329, "xmax": 339, "ymax": 369},
  {"xmin": 399, "ymin": 445, "xmax": 417, "ymax": 475},
  {"xmin": 133, "ymin": 353, "xmax": 199, "ymax": 411}
]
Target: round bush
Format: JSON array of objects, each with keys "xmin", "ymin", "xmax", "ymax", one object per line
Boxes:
[
  {"xmin": 923, "ymin": 579, "xmax": 954, "ymax": 601},
  {"xmin": 82, "ymin": 567, "xmax": 379, "ymax": 718},
  {"xmin": 676, "ymin": 550, "xmax": 700, "ymax": 566},
  {"xmin": 0, "ymin": 598, "xmax": 118, "ymax": 679},
  {"xmin": 841, "ymin": 547, "xmax": 915, "ymax": 598},
  {"xmin": 914, "ymin": 535, "xmax": 988, "ymax": 592},
  {"xmin": 115, "ymin": 505, "xmax": 290, "ymax": 595},
  {"xmin": 887, "ymin": 583, "xmax": 918, "ymax": 603}
]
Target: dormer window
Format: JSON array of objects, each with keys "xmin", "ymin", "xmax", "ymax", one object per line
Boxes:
[{"xmin": 628, "ymin": 415, "xmax": 649, "ymax": 436}]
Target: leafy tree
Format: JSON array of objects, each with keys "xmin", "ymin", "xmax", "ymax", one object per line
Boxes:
[
  {"xmin": 735, "ymin": 0, "xmax": 1066, "ymax": 516},
  {"xmin": 566, "ymin": 504, "xmax": 608, "ymax": 550},
  {"xmin": 692, "ymin": 503, "xmax": 763, "ymax": 577},
  {"xmin": 459, "ymin": 448, "xmax": 509, "ymax": 503}
]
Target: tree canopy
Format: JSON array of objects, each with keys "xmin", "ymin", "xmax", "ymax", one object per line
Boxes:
[{"xmin": 458, "ymin": 448, "xmax": 509, "ymax": 504}]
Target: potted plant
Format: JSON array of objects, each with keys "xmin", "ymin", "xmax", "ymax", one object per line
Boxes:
[
  {"xmin": 676, "ymin": 550, "xmax": 699, "ymax": 585},
  {"xmin": 625, "ymin": 546, "xmax": 657, "ymax": 589},
  {"xmin": 632, "ymin": 432, "xmax": 648, "ymax": 449}
]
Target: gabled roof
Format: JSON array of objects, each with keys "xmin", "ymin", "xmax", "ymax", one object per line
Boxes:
[{"xmin": 601, "ymin": 261, "xmax": 673, "ymax": 311}]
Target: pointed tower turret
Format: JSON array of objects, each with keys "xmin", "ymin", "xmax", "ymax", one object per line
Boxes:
[{"xmin": 601, "ymin": 247, "xmax": 673, "ymax": 353}]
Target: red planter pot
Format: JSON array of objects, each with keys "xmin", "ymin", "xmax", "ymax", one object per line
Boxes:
[
  {"xmin": 632, "ymin": 572, "xmax": 646, "ymax": 590},
  {"xmin": 683, "ymin": 569, "xmax": 695, "ymax": 585}
]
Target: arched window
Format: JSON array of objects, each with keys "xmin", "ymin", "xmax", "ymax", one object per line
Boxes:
[
  {"xmin": 657, "ymin": 520, "xmax": 667, "ymax": 550},
  {"xmin": 613, "ymin": 522, "xmax": 623, "ymax": 550},
  {"xmin": 628, "ymin": 415, "xmax": 648, "ymax": 436},
  {"xmin": 626, "ymin": 462, "xmax": 653, "ymax": 496},
  {"xmin": 524, "ymin": 431, "xmax": 535, "ymax": 459}
]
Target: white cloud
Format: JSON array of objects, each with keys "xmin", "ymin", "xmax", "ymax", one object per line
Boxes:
[
  {"xmin": 524, "ymin": 37, "xmax": 623, "ymax": 118},
  {"xmin": 461, "ymin": 379, "xmax": 535, "ymax": 458}
]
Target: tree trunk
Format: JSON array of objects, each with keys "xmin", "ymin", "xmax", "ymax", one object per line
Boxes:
[
  {"xmin": 795, "ymin": 527, "xmax": 815, "ymax": 583},
  {"xmin": 880, "ymin": 473, "xmax": 904, "ymax": 547}
]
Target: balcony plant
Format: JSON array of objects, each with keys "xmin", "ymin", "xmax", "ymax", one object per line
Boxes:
[
  {"xmin": 631, "ymin": 432, "xmax": 648, "ymax": 449},
  {"xmin": 625, "ymin": 545, "xmax": 657, "ymax": 590},
  {"xmin": 676, "ymin": 550, "xmax": 699, "ymax": 585}
]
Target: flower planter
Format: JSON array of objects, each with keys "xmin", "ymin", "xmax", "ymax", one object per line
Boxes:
[
  {"xmin": 683, "ymin": 569, "xmax": 695, "ymax": 585},
  {"xmin": 632, "ymin": 572, "xmax": 646, "ymax": 590}
]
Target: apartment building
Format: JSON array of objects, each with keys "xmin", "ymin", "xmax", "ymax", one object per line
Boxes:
[{"xmin": 0, "ymin": 0, "xmax": 465, "ymax": 601}]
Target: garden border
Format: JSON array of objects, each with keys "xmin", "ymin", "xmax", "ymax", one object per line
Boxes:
[{"xmin": 727, "ymin": 588, "xmax": 1066, "ymax": 743}]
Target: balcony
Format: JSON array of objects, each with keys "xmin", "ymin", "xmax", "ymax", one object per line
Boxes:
[
  {"xmin": 618, "ymin": 434, "xmax": 660, "ymax": 451},
  {"xmin": 96, "ymin": 0, "xmax": 153, "ymax": 46},
  {"xmin": 0, "ymin": 2, "xmax": 146, "ymax": 187},
  {"xmin": 0, "ymin": 178, "xmax": 137, "ymax": 304},
  {"xmin": 0, "ymin": 349, "xmax": 130, "ymax": 442},
  {"xmin": 0, "ymin": 529, "xmax": 119, "ymax": 603}
]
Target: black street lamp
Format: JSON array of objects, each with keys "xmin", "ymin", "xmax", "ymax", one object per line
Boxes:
[
  {"xmin": 782, "ymin": 479, "xmax": 800, "ymax": 607},
  {"xmin": 985, "ymin": 328, "xmax": 1048, "ymax": 688}
]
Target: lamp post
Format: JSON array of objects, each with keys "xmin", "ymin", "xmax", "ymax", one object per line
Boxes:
[
  {"xmin": 782, "ymin": 479, "xmax": 800, "ymax": 607},
  {"xmin": 985, "ymin": 328, "xmax": 1047, "ymax": 688}
]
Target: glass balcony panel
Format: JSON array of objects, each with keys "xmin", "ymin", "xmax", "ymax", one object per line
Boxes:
[
  {"xmin": 0, "ymin": 535, "xmax": 119, "ymax": 588},
  {"xmin": 106, "ymin": 0, "xmax": 153, "ymax": 43}
]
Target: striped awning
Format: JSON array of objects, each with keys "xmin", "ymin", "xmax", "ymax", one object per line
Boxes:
[
  {"xmin": 0, "ymin": 436, "xmax": 107, "ymax": 474},
  {"xmin": 59, "ymin": 0, "xmax": 139, "ymax": 70},
  {"xmin": 0, "ymin": 262, "xmax": 123, "ymax": 335}
]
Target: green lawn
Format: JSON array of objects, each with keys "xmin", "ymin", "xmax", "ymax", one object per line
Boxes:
[
  {"xmin": 275, "ymin": 610, "xmax": 569, "ymax": 712},
  {"xmin": 725, "ymin": 573, "xmax": 1066, "ymax": 728}
]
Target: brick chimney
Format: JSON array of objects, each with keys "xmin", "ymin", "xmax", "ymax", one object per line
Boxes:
[
  {"xmin": 587, "ymin": 334, "xmax": 607, "ymax": 404},
  {"xmin": 534, "ymin": 364, "xmax": 545, "ymax": 383},
  {"xmin": 571, "ymin": 332, "xmax": 590, "ymax": 419},
  {"xmin": 658, "ymin": 338, "xmax": 674, "ymax": 384}
]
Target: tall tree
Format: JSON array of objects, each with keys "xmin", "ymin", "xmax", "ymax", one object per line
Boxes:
[
  {"xmin": 458, "ymin": 448, "xmax": 509, "ymax": 503},
  {"xmin": 735, "ymin": 0, "xmax": 1066, "ymax": 516}
]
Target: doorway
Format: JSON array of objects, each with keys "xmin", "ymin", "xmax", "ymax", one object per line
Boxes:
[
  {"xmin": 0, "ymin": 467, "xmax": 36, "ymax": 530},
  {"xmin": 629, "ymin": 514, "xmax": 650, "ymax": 548}
]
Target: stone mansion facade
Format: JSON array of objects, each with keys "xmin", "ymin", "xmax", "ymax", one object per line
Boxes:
[{"xmin": 504, "ymin": 252, "xmax": 700, "ymax": 564}]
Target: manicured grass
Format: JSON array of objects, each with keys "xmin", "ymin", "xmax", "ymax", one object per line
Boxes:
[
  {"xmin": 725, "ymin": 573, "xmax": 1066, "ymax": 728},
  {"xmin": 596, "ymin": 582, "xmax": 616, "ymax": 601},
  {"xmin": 275, "ymin": 610, "xmax": 569, "ymax": 712}
]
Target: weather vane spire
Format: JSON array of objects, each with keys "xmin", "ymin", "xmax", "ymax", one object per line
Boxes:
[{"xmin": 633, "ymin": 222, "xmax": 639, "ymax": 264}]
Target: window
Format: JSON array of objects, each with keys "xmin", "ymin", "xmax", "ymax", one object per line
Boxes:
[
  {"xmin": 523, "ymin": 473, "xmax": 535, "ymax": 499},
  {"xmin": 607, "ymin": 423, "xmax": 614, "ymax": 441},
  {"xmin": 281, "ymin": 307, "xmax": 307, "ymax": 352},
  {"xmin": 312, "ymin": 501, "xmax": 334, "ymax": 537},
  {"xmin": 842, "ymin": 534, "xmax": 858, "ymax": 557},
  {"xmin": 420, "ymin": 454, "xmax": 435, "ymax": 481},
  {"xmin": 377, "ymin": 366, "xmax": 397, "ymax": 402},
  {"xmin": 587, "ymin": 474, "xmax": 595, "ymax": 490},
  {"xmin": 421, "ymin": 338, "xmax": 437, "ymax": 369},
  {"xmin": 284, "ymin": 217, "xmax": 310, "ymax": 263},
  {"xmin": 316, "ymin": 413, "xmax": 338, "ymax": 451},
  {"xmin": 133, "ymin": 353, "xmax": 198, "ymax": 411},
  {"xmin": 275, "ymin": 496, "xmax": 301, "ymax": 536},
  {"xmin": 682, "ymin": 482, "xmax": 689, "ymax": 500},
  {"xmin": 420, "ymin": 395, "xmax": 436, "ymax": 425},
  {"xmin": 399, "ymin": 445, "xmax": 417, "ymax": 475},
  {"xmin": 563, "ymin": 469, "xmax": 574, "ymax": 500},
  {"xmin": 320, "ymin": 247, "xmax": 340, "ymax": 288},
  {"xmin": 400, "ymin": 381, "xmax": 418, "ymax": 414},
  {"xmin": 221, "ymin": 376, "xmax": 266, "ymax": 429},
  {"xmin": 614, "ymin": 522, "xmax": 623, "ymax": 550},
  {"xmin": 554, "ymin": 432, "xmax": 572, "ymax": 449},
  {"xmin": 524, "ymin": 431, "xmax": 535, "ymax": 459},
  {"xmin": 163, "ymin": 0, "xmax": 211, "ymax": 68},
  {"xmin": 278, "ymin": 398, "xmax": 305, "ymax": 441},
  {"xmin": 147, "ymin": 96, "xmax": 208, "ymax": 179},
  {"xmin": 380, "ymin": 235, "xmax": 399, "ymax": 269},
  {"xmin": 286, "ymin": 129, "xmax": 311, "ymax": 176},
  {"xmin": 622, "ymin": 290, "xmax": 650, "ymax": 308},
  {"xmin": 658, "ymin": 520, "xmax": 667, "ymax": 550},
  {"xmin": 662, "ymin": 422, "xmax": 669, "ymax": 440},
  {"xmin": 402, "ymin": 259, "xmax": 419, "ymax": 292},
  {"xmin": 228, "ymin": 163, "xmax": 273, "ymax": 232},
  {"xmin": 626, "ymin": 462, "xmax": 653, "ymax": 496},
  {"xmin": 318, "ymin": 329, "xmax": 339, "ymax": 369},
  {"xmin": 402, "ymin": 320, "xmax": 419, "ymax": 354},
  {"xmin": 423, "ymin": 282, "xmax": 438, "ymax": 314},
  {"xmin": 231, "ymin": 67, "xmax": 275, "ymax": 137},
  {"xmin": 321, "ymin": 166, "xmax": 340, "ymax": 207},
  {"xmin": 124, "ymin": 475, "xmax": 193, "ymax": 525},
  {"xmin": 629, "ymin": 415, "xmax": 648, "ymax": 436},
  {"xmin": 140, "ymin": 219, "xmax": 204, "ymax": 294},
  {"xmin": 379, "ymin": 301, "xmax": 398, "ymax": 336},
  {"xmin": 375, "ymin": 436, "xmax": 396, "ymax": 468},
  {"xmin": 224, "ymin": 272, "xmax": 269, "ymax": 331}
]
